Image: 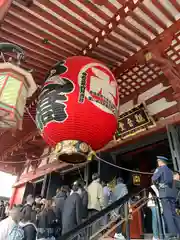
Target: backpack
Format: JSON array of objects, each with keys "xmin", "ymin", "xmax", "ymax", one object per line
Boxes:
[{"xmin": 8, "ymin": 225, "xmax": 24, "ymax": 240}]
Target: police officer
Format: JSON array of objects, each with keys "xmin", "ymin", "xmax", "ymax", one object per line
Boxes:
[{"xmin": 152, "ymin": 156, "xmax": 180, "ymax": 239}]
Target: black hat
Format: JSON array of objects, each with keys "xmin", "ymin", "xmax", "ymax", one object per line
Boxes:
[
  {"xmin": 72, "ymin": 181, "xmax": 80, "ymax": 192},
  {"xmin": 92, "ymin": 173, "xmax": 100, "ymax": 181},
  {"xmin": 72, "ymin": 180, "xmax": 80, "ymax": 187}
]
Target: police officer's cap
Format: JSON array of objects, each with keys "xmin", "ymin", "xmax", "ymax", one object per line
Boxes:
[{"xmin": 156, "ymin": 156, "xmax": 169, "ymax": 163}]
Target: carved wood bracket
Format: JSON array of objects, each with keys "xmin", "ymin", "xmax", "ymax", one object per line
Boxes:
[{"xmin": 143, "ymin": 49, "xmax": 180, "ymax": 104}]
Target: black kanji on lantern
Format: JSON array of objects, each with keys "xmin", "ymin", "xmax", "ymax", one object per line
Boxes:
[{"xmin": 36, "ymin": 61, "xmax": 74, "ymax": 130}]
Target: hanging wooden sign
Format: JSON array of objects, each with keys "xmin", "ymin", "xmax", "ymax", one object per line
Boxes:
[{"xmin": 115, "ymin": 103, "xmax": 156, "ymax": 140}]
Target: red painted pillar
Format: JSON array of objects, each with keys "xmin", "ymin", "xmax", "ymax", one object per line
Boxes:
[
  {"xmin": 9, "ymin": 187, "xmax": 16, "ymax": 209},
  {"xmin": 9, "ymin": 185, "xmax": 26, "ymax": 208}
]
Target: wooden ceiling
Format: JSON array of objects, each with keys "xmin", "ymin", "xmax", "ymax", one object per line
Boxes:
[{"xmin": 0, "ymin": 0, "xmax": 179, "ymax": 174}]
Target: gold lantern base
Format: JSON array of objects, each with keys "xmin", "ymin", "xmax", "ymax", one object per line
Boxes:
[{"xmin": 54, "ymin": 140, "xmax": 91, "ymax": 164}]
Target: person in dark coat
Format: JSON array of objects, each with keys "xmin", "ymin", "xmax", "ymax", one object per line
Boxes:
[
  {"xmin": 54, "ymin": 186, "xmax": 67, "ymax": 237},
  {"xmin": 30, "ymin": 202, "xmax": 37, "ymax": 225},
  {"xmin": 54, "ymin": 186, "xmax": 67, "ymax": 220},
  {"xmin": 174, "ymin": 172, "xmax": 180, "ymax": 207},
  {"xmin": 61, "ymin": 182, "xmax": 83, "ymax": 235},
  {"xmin": 79, "ymin": 181, "xmax": 88, "ymax": 219},
  {"xmin": 0, "ymin": 200, "xmax": 5, "ymax": 221},
  {"xmin": 152, "ymin": 156, "xmax": 180, "ymax": 239},
  {"xmin": 37, "ymin": 200, "xmax": 56, "ymax": 239},
  {"xmin": 35, "ymin": 196, "xmax": 42, "ymax": 214},
  {"xmin": 19, "ymin": 201, "xmax": 37, "ymax": 240},
  {"xmin": 22, "ymin": 195, "xmax": 34, "ymax": 222},
  {"xmin": 19, "ymin": 221, "xmax": 37, "ymax": 240}
]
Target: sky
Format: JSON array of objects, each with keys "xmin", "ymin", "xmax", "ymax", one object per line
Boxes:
[{"xmin": 0, "ymin": 172, "xmax": 16, "ymax": 198}]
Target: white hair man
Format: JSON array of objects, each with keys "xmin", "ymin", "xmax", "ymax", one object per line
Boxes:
[{"xmin": 0, "ymin": 205, "xmax": 23, "ymax": 240}]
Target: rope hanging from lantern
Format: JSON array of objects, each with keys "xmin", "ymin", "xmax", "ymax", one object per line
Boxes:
[
  {"xmin": 1, "ymin": 105, "xmax": 154, "ymax": 175},
  {"xmin": 95, "ymin": 155, "xmax": 153, "ymax": 175},
  {"xmin": 25, "ymin": 107, "xmax": 154, "ymax": 175}
]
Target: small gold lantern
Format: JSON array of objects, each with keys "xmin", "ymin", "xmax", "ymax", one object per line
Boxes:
[{"xmin": 0, "ymin": 43, "xmax": 37, "ymax": 129}]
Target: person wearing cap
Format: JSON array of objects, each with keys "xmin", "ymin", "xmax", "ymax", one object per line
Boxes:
[{"xmin": 152, "ymin": 156, "xmax": 180, "ymax": 239}]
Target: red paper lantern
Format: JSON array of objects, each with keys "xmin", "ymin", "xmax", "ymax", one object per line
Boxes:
[{"xmin": 36, "ymin": 56, "xmax": 119, "ymax": 163}]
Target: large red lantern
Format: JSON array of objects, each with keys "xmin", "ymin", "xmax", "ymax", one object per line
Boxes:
[{"xmin": 36, "ymin": 56, "xmax": 119, "ymax": 163}]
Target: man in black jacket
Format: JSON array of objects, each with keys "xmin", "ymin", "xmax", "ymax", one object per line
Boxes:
[
  {"xmin": 54, "ymin": 186, "xmax": 67, "ymax": 220},
  {"xmin": 19, "ymin": 221, "xmax": 37, "ymax": 240},
  {"xmin": 174, "ymin": 172, "xmax": 180, "ymax": 209},
  {"xmin": 79, "ymin": 181, "xmax": 88, "ymax": 220},
  {"xmin": 0, "ymin": 200, "xmax": 5, "ymax": 221},
  {"xmin": 22, "ymin": 195, "xmax": 34, "ymax": 223},
  {"xmin": 54, "ymin": 186, "xmax": 67, "ymax": 236},
  {"xmin": 61, "ymin": 182, "xmax": 83, "ymax": 235}
]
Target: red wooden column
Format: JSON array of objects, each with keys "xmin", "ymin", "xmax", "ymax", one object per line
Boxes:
[
  {"xmin": 0, "ymin": 0, "xmax": 13, "ymax": 23},
  {"xmin": 9, "ymin": 185, "xmax": 26, "ymax": 208}
]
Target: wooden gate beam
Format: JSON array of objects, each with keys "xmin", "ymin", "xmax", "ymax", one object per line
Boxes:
[{"xmin": 144, "ymin": 50, "xmax": 180, "ymax": 109}]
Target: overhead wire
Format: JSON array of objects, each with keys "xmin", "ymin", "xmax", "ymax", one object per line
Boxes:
[
  {"xmin": 25, "ymin": 106, "xmax": 56, "ymax": 145},
  {"xmin": 95, "ymin": 155, "xmax": 153, "ymax": 175},
  {"xmin": 4, "ymin": 103, "xmax": 155, "ymax": 175}
]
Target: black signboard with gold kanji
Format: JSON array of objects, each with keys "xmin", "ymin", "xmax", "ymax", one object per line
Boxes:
[{"xmin": 115, "ymin": 103, "xmax": 156, "ymax": 140}]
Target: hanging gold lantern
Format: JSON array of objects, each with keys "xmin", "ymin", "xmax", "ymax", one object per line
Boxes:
[{"xmin": 0, "ymin": 43, "xmax": 37, "ymax": 129}]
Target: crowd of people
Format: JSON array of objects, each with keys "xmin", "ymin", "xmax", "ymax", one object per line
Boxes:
[
  {"xmin": 0, "ymin": 156, "xmax": 180, "ymax": 240},
  {"xmin": 0, "ymin": 173, "xmax": 128, "ymax": 240},
  {"xmin": 0, "ymin": 200, "xmax": 10, "ymax": 221}
]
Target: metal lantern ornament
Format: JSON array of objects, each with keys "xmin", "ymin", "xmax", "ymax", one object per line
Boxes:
[
  {"xmin": 0, "ymin": 43, "xmax": 37, "ymax": 129},
  {"xmin": 36, "ymin": 56, "xmax": 119, "ymax": 164}
]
